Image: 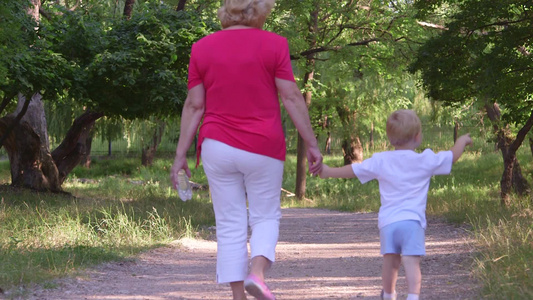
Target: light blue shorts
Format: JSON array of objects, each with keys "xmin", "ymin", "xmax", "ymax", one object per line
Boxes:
[{"xmin": 379, "ymin": 220, "xmax": 425, "ymax": 256}]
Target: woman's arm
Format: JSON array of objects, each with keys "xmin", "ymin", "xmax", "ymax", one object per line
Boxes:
[
  {"xmin": 276, "ymin": 78, "xmax": 323, "ymax": 175},
  {"xmin": 171, "ymin": 84, "xmax": 205, "ymax": 186}
]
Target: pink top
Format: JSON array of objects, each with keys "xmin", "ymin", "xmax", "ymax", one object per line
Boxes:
[{"xmin": 187, "ymin": 28, "xmax": 296, "ymax": 164}]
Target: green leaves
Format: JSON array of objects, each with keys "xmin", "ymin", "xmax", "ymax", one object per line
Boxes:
[
  {"xmin": 36, "ymin": 0, "xmax": 212, "ymax": 120},
  {"xmin": 270, "ymin": 0, "xmax": 426, "ymax": 136},
  {"xmin": 81, "ymin": 4, "xmax": 208, "ymax": 119},
  {"xmin": 0, "ymin": 0, "xmax": 38, "ymax": 96},
  {"xmin": 411, "ymin": 0, "xmax": 533, "ymax": 124}
]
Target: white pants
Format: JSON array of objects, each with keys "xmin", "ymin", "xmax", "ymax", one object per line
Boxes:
[{"xmin": 201, "ymin": 138, "xmax": 284, "ymax": 284}]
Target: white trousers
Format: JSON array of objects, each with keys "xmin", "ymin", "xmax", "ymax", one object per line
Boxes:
[{"xmin": 201, "ymin": 138, "xmax": 284, "ymax": 284}]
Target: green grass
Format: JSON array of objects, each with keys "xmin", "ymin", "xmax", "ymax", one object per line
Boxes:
[
  {"xmin": 0, "ymin": 157, "xmax": 214, "ymax": 295},
  {"xmin": 1, "ymin": 141, "xmax": 532, "ymax": 299}
]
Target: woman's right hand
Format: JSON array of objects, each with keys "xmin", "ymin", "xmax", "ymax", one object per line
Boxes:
[
  {"xmin": 306, "ymin": 145, "xmax": 323, "ymax": 176},
  {"xmin": 170, "ymin": 156, "xmax": 190, "ymax": 190}
]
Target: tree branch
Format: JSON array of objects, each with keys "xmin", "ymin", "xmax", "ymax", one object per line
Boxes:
[
  {"xmin": 510, "ymin": 109, "xmax": 533, "ymax": 153},
  {"xmin": 291, "ymin": 38, "xmax": 379, "ymax": 60},
  {"xmin": 0, "ymin": 94, "xmax": 32, "ymax": 149},
  {"xmin": 477, "ymin": 17, "xmax": 532, "ymax": 30},
  {"xmin": 0, "ymin": 94, "xmax": 13, "ymax": 116}
]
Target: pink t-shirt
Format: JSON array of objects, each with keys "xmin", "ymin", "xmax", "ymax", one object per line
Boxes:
[{"xmin": 187, "ymin": 28, "xmax": 295, "ymax": 163}]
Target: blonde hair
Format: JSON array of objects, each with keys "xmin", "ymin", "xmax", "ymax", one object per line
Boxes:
[
  {"xmin": 218, "ymin": 0, "xmax": 275, "ymax": 29},
  {"xmin": 386, "ymin": 110, "xmax": 422, "ymax": 147}
]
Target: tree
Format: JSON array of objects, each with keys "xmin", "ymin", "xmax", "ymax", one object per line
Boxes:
[
  {"xmin": 0, "ymin": 0, "xmax": 73, "ymax": 191},
  {"xmin": 270, "ymin": 0, "xmax": 425, "ymax": 199},
  {"xmin": 0, "ymin": 0, "xmax": 210, "ymax": 191},
  {"xmin": 411, "ymin": 0, "xmax": 533, "ymax": 205}
]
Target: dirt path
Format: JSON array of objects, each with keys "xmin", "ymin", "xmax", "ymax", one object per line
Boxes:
[{"xmin": 24, "ymin": 208, "xmax": 480, "ymax": 300}]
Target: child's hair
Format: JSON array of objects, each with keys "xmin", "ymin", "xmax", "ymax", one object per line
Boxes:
[
  {"xmin": 386, "ymin": 110, "xmax": 421, "ymax": 147},
  {"xmin": 218, "ymin": 0, "xmax": 275, "ymax": 29}
]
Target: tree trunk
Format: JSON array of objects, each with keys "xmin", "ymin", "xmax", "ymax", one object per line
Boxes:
[
  {"xmin": 454, "ymin": 121, "xmax": 459, "ymax": 143},
  {"xmin": 485, "ymin": 102, "xmax": 533, "ymax": 205},
  {"xmin": 342, "ymin": 135, "xmax": 363, "ymax": 165},
  {"xmin": 0, "ymin": 115, "xmax": 61, "ymax": 192},
  {"xmin": 325, "ymin": 131, "xmax": 331, "ymax": 155},
  {"xmin": 16, "ymin": 93, "xmax": 49, "ymax": 150},
  {"xmin": 512, "ymin": 159, "xmax": 529, "ymax": 196},
  {"xmin": 499, "ymin": 131, "xmax": 515, "ymax": 206},
  {"xmin": 52, "ymin": 111, "xmax": 104, "ymax": 184},
  {"xmin": 123, "ymin": 0, "xmax": 135, "ymax": 19},
  {"xmin": 295, "ymin": 67, "xmax": 314, "ymax": 199},
  {"xmin": 336, "ymin": 105, "xmax": 363, "ymax": 165},
  {"xmin": 294, "ymin": 4, "xmax": 318, "ymax": 200},
  {"xmin": 0, "ymin": 94, "xmax": 32, "ymax": 149},
  {"xmin": 176, "ymin": 0, "xmax": 187, "ymax": 11},
  {"xmin": 0, "ymin": 0, "xmax": 61, "ymax": 191},
  {"xmin": 141, "ymin": 121, "xmax": 165, "ymax": 166},
  {"xmin": 79, "ymin": 134, "xmax": 93, "ymax": 168}
]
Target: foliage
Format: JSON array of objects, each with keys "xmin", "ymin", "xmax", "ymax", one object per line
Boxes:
[
  {"xmin": 40, "ymin": 0, "xmax": 212, "ymax": 120},
  {"xmin": 411, "ymin": 0, "xmax": 533, "ymax": 125},
  {"xmin": 0, "ymin": 0, "xmax": 72, "ymax": 105},
  {"xmin": 0, "ymin": 0, "xmax": 35, "ymax": 92},
  {"xmin": 268, "ymin": 0, "xmax": 432, "ymax": 142},
  {"xmin": 85, "ymin": 3, "xmax": 209, "ymax": 118}
]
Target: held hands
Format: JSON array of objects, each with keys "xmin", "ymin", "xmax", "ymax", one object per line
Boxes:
[
  {"xmin": 306, "ymin": 145, "xmax": 323, "ymax": 176},
  {"xmin": 318, "ymin": 164, "xmax": 331, "ymax": 179}
]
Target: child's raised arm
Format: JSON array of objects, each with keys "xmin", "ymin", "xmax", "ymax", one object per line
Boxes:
[
  {"xmin": 450, "ymin": 133, "xmax": 472, "ymax": 163},
  {"xmin": 320, "ymin": 164, "xmax": 357, "ymax": 179}
]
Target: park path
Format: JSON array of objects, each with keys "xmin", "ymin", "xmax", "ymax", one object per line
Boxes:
[{"xmin": 24, "ymin": 208, "xmax": 480, "ymax": 300}]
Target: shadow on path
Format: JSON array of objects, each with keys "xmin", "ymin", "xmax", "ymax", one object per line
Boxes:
[{"xmin": 24, "ymin": 208, "xmax": 480, "ymax": 300}]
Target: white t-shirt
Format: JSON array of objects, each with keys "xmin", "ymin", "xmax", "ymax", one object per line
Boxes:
[{"xmin": 352, "ymin": 149, "xmax": 453, "ymax": 229}]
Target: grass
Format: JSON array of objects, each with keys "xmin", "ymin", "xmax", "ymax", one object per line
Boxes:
[
  {"xmin": 0, "ymin": 157, "xmax": 214, "ymax": 296},
  {"xmin": 1, "ymin": 140, "xmax": 532, "ymax": 299}
]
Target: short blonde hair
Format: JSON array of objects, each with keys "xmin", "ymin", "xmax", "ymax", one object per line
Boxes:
[
  {"xmin": 386, "ymin": 110, "xmax": 421, "ymax": 147},
  {"xmin": 218, "ymin": 0, "xmax": 275, "ymax": 29}
]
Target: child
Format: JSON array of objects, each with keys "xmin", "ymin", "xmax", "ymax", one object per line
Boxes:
[{"xmin": 319, "ymin": 110, "xmax": 472, "ymax": 300}]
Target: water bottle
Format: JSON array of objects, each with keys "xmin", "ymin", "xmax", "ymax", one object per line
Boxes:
[{"xmin": 176, "ymin": 169, "xmax": 192, "ymax": 201}]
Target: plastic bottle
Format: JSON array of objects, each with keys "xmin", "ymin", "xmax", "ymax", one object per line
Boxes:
[{"xmin": 176, "ymin": 169, "xmax": 192, "ymax": 201}]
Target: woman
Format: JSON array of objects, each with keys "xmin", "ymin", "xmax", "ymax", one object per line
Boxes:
[{"xmin": 170, "ymin": 0, "xmax": 322, "ymax": 299}]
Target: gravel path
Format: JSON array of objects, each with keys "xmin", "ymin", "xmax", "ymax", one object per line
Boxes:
[{"xmin": 22, "ymin": 208, "xmax": 480, "ymax": 300}]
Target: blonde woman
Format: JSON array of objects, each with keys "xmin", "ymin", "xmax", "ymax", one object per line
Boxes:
[{"xmin": 170, "ymin": 0, "xmax": 323, "ymax": 299}]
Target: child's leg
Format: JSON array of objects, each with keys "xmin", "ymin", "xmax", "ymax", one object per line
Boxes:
[
  {"xmin": 382, "ymin": 254, "xmax": 401, "ymax": 295},
  {"xmin": 399, "ymin": 220, "xmax": 424, "ymax": 299},
  {"xmin": 402, "ymin": 255, "xmax": 422, "ymax": 295}
]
